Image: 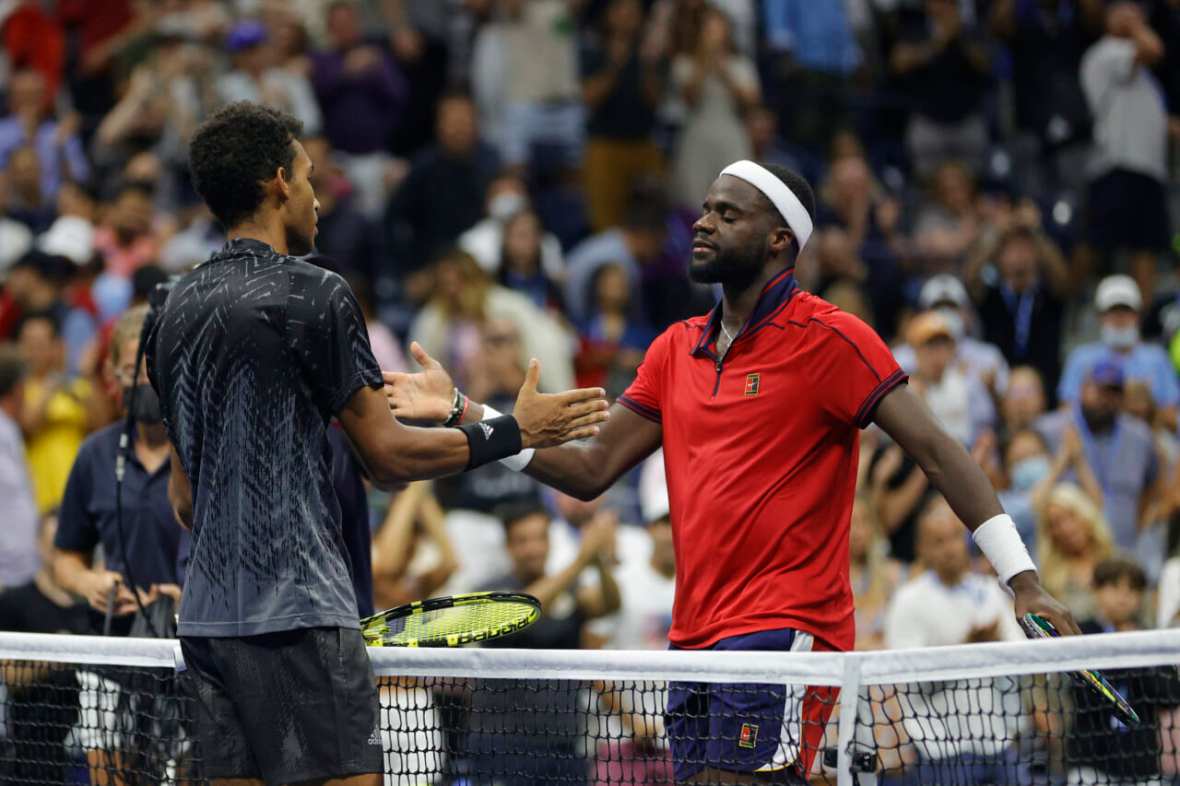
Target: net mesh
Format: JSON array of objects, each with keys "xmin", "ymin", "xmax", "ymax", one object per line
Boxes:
[{"xmin": 1, "ymin": 631, "xmax": 1178, "ymax": 785}]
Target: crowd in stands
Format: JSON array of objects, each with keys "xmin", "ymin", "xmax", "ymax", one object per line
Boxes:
[{"xmin": 0, "ymin": 0, "xmax": 1179, "ymax": 782}]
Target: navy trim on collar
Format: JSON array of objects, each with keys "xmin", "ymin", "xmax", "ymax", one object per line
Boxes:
[{"xmin": 690, "ymin": 268, "xmax": 798, "ymax": 357}]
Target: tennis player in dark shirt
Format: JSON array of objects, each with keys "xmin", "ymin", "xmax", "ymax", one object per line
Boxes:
[{"xmin": 145, "ymin": 102, "xmax": 608, "ymax": 786}]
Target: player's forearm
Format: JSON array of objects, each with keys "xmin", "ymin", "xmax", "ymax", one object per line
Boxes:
[
  {"xmin": 875, "ymin": 389, "xmax": 1005, "ymax": 530},
  {"xmin": 525, "ymin": 441, "xmax": 615, "ymax": 500},
  {"xmin": 917, "ymin": 430, "xmax": 1005, "ymax": 530},
  {"xmin": 457, "ymin": 399, "xmax": 606, "ymax": 495},
  {"xmin": 371, "ymin": 425, "xmax": 476, "ymax": 485}
]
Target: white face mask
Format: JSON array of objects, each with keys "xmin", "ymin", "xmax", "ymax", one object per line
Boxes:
[
  {"xmin": 488, "ymin": 192, "xmax": 527, "ymax": 221},
  {"xmin": 936, "ymin": 307, "xmax": 965, "ymax": 341},
  {"xmin": 1101, "ymin": 323, "xmax": 1139, "ymax": 350}
]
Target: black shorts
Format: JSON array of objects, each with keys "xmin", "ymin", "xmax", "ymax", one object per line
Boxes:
[
  {"xmin": 180, "ymin": 626, "xmax": 382, "ymax": 785},
  {"xmin": 1086, "ymin": 168, "xmax": 1171, "ymax": 252}
]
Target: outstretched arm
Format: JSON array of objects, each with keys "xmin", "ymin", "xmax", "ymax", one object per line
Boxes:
[
  {"xmin": 344, "ymin": 356, "xmax": 609, "ymax": 489},
  {"xmin": 384, "ymin": 343, "xmax": 662, "ymax": 500},
  {"xmin": 525, "ymin": 403, "xmax": 662, "ymax": 500},
  {"xmin": 873, "ymin": 385, "xmax": 1081, "ymax": 635}
]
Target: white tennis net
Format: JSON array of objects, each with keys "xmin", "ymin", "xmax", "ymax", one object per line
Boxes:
[{"xmin": 1, "ymin": 629, "xmax": 1178, "ymax": 785}]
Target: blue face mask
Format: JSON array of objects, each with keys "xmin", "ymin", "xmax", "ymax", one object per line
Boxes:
[{"xmin": 1011, "ymin": 455, "xmax": 1051, "ymax": 492}]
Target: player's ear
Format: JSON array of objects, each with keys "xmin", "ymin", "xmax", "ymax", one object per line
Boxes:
[
  {"xmin": 769, "ymin": 226, "xmax": 794, "ymax": 257},
  {"xmin": 272, "ymin": 166, "xmax": 290, "ymax": 204}
]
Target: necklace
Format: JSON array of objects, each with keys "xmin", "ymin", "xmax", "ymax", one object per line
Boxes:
[{"xmin": 720, "ymin": 321, "xmax": 736, "ymax": 345}]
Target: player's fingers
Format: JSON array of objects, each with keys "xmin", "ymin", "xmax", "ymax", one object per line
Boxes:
[
  {"xmin": 556, "ymin": 386, "xmax": 607, "ymax": 405},
  {"xmin": 566, "ymin": 412, "xmax": 610, "ymax": 431},
  {"xmin": 1055, "ymin": 609, "xmax": 1084, "ymax": 637},
  {"xmin": 409, "ymin": 341, "xmax": 440, "ymax": 371},
  {"xmin": 521, "ymin": 358, "xmax": 541, "ymax": 394},
  {"xmin": 565, "ymin": 400, "xmax": 611, "ymax": 419},
  {"xmin": 382, "ymin": 371, "xmax": 408, "ymax": 385}
]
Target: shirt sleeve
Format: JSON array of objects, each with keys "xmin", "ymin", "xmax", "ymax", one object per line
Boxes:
[
  {"xmin": 54, "ymin": 443, "xmax": 98, "ymax": 554},
  {"xmin": 809, "ymin": 311, "xmax": 907, "ymax": 428},
  {"xmin": 617, "ymin": 325, "xmax": 673, "ymax": 424},
  {"xmin": 289, "ymin": 271, "xmax": 383, "ymax": 417}
]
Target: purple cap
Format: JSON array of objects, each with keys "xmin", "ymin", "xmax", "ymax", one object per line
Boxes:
[
  {"xmin": 1089, "ymin": 356, "xmax": 1125, "ymax": 389},
  {"xmin": 226, "ymin": 20, "xmax": 268, "ymax": 53}
]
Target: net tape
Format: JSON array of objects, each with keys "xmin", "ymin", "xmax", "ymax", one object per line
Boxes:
[{"xmin": 1, "ymin": 630, "xmax": 1178, "ymax": 785}]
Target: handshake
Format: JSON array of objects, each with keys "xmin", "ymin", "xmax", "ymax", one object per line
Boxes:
[{"xmin": 382, "ymin": 342, "xmax": 611, "ymax": 450}]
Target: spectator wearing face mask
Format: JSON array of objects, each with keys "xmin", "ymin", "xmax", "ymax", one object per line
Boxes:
[
  {"xmin": 894, "ymin": 274, "xmax": 1008, "ymax": 398},
  {"xmin": 999, "ymin": 429, "xmax": 1055, "ymax": 558},
  {"xmin": 1059, "ymin": 275, "xmax": 1178, "ymax": 430},
  {"xmin": 459, "ymin": 173, "xmax": 564, "ymax": 282}
]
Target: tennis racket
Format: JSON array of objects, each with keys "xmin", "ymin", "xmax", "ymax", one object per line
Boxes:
[
  {"xmin": 360, "ymin": 591, "xmax": 541, "ymax": 648},
  {"xmin": 1020, "ymin": 612, "xmax": 1141, "ymax": 726}
]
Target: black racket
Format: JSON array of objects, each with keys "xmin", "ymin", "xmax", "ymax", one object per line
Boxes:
[{"xmin": 1021, "ymin": 612, "xmax": 1141, "ymax": 726}]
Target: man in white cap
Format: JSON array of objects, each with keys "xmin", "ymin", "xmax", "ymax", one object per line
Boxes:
[
  {"xmin": 893, "ymin": 273, "xmax": 1009, "ymax": 397},
  {"xmin": 1059, "ymin": 274, "xmax": 1178, "ymax": 428}
]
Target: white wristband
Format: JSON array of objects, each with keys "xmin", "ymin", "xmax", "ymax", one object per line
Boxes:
[
  {"xmin": 482, "ymin": 404, "xmax": 535, "ymax": 472},
  {"xmin": 972, "ymin": 513, "xmax": 1037, "ymax": 586}
]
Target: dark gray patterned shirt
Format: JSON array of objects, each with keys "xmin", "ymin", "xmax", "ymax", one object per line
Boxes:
[{"xmin": 146, "ymin": 238, "xmax": 382, "ymax": 636}]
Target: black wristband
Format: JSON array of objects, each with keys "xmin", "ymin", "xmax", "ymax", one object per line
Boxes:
[{"xmin": 457, "ymin": 415, "xmax": 523, "ymax": 470}]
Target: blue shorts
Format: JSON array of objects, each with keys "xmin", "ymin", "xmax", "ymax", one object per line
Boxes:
[{"xmin": 665, "ymin": 628, "xmax": 836, "ymax": 783}]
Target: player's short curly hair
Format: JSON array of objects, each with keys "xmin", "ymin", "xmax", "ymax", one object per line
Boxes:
[{"xmin": 189, "ymin": 102, "xmax": 303, "ymax": 229}]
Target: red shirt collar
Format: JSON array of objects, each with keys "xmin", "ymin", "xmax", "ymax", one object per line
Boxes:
[{"xmin": 690, "ymin": 268, "xmax": 798, "ymax": 357}]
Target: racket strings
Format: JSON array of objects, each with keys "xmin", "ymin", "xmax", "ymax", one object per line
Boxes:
[{"xmin": 376, "ymin": 600, "xmax": 538, "ymax": 647}]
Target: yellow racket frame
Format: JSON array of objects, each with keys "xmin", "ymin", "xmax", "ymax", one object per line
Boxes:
[{"xmin": 361, "ymin": 591, "xmax": 541, "ymax": 648}]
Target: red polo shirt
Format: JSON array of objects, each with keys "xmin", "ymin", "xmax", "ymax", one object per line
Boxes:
[{"xmin": 618, "ymin": 271, "xmax": 905, "ymax": 651}]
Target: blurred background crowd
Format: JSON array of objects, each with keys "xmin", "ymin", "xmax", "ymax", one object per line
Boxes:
[{"xmin": 0, "ymin": 0, "xmax": 1179, "ymax": 672}]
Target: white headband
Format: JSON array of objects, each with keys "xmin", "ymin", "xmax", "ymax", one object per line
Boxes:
[{"xmin": 719, "ymin": 160, "xmax": 813, "ymax": 251}]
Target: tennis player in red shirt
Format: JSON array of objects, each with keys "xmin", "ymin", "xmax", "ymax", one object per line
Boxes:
[{"xmin": 386, "ymin": 161, "xmax": 1078, "ymax": 784}]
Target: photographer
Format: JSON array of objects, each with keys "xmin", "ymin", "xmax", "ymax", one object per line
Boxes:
[{"xmin": 51, "ymin": 303, "xmax": 186, "ymax": 782}]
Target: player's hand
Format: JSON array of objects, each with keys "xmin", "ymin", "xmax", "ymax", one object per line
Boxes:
[
  {"xmin": 1010, "ymin": 571, "xmax": 1082, "ymax": 636},
  {"xmin": 382, "ymin": 342, "xmax": 456, "ymax": 423},
  {"xmin": 513, "ymin": 358, "xmax": 609, "ymax": 449}
]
